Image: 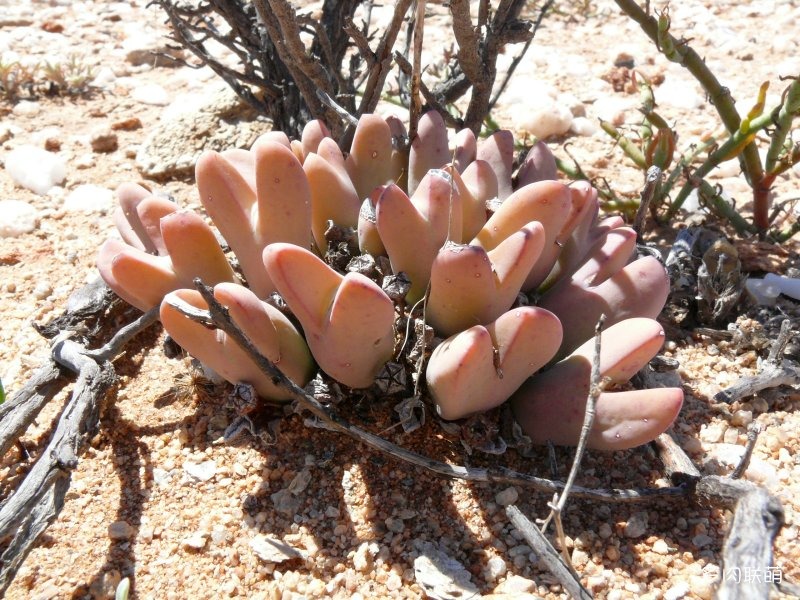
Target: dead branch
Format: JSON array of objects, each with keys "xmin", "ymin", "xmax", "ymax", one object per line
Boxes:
[
  {"xmin": 0, "ymin": 284, "xmax": 158, "ymax": 594},
  {"xmin": 488, "ymin": 0, "xmax": 553, "ymax": 110},
  {"xmin": 653, "ymin": 426, "xmax": 788, "ymax": 599},
  {"xmin": 153, "ymin": 0, "xmax": 541, "ymax": 143},
  {"xmin": 351, "ymin": 0, "xmax": 413, "ymax": 130},
  {"xmin": 715, "ymin": 319, "xmax": 799, "ymax": 403},
  {"xmin": 0, "ymin": 360, "xmax": 67, "ymax": 459},
  {"xmin": 449, "ymin": 0, "xmax": 533, "ymax": 132},
  {"xmin": 542, "ymin": 316, "xmax": 608, "ymax": 569},
  {"xmin": 394, "ymin": 53, "xmax": 463, "ymax": 129},
  {"xmin": 633, "ymin": 166, "xmax": 662, "ymax": 242},
  {"xmin": 654, "ymin": 431, "xmax": 701, "ymax": 485},
  {"xmin": 705, "ymin": 482, "xmax": 784, "ymax": 600},
  {"xmin": 0, "ymin": 338, "xmax": 116, "ymax": 593},
  {"xmin": 408, "ymin": 0, "xmax": 426, "ymax": 141},
  {"xmin": 506, "ymin": 504, "xmax": 592, "ymax": 599},
  {"xmin": 730, "ymin": 422, "xmax": 760, "ymax": 480}
]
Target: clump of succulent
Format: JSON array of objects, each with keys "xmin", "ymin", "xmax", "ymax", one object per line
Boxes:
[{"xmin": 97, "ymin": 111, "xmax": 683, "ymax": 451}]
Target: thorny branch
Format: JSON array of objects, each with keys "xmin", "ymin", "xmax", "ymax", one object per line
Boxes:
[{"xmin": 152, "ymin": 0, "xmax": 547, "ymax": 143}]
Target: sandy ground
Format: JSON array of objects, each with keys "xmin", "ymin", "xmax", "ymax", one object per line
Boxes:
[{"xmin": 1, "ymin": 1, "xmax": 800, "ymax": 598}]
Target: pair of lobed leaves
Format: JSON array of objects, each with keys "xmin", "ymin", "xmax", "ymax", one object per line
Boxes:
[{"xmin": 97, "ymin": 112, "xmax": 682, "ymax": 451}]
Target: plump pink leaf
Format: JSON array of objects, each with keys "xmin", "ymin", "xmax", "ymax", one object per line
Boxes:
[
  {"xmin": 427, "ymin": 307, "xmax": 562, "ymax": 420},
  {"xmin": 263, "ymin": 243, "xmax": 395, "ymax": 388},
  {"xmin": 517, "ymin": 140, "xmax": 557, "ymax": 185},
  {"xmin": 408, "ymin": 110, "xmax": 450, "ymax": 195},
  {"xmin": 346, "ymin": 114, "xmax": 397, "ymax": 200},
  {"xmin": 540, "ymin": 255, "xmax": 670, "ymax": 358},
  {"xmin": 510, "ymin": 318, "xmax": 683, "ymax": 450},
  {"xmin": 427, "ymin": 222, "xmax": 544, "ymax": 336},
  {"xmin": 160, "ymin": 286, "xmax": 314, "ymax": 401},
  {"xmin": 476, "ymin": 130, "xmax": 514, "ymax": 200}
]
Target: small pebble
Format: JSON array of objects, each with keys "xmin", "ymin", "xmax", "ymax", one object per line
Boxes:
[
  {"xmin": 570, "ymin": 116, "xmax": 598, "ymax": 136},
  {"xmin": 90, "ymin": 130, "xmax": 119, "ymax": 153},
  {"xmin": 108, "ymin": 520, "xmax": 135, "ymax": 540},
  {"xmin": 131, "ymin": 83, "xmax": 170, "ymax": 105},
  {"xmin": 385, "ymin": 517, "xmax": 404, "ymax": 534},
  {"xmin": 518, "ymin": 103, "xmax": 573, "ymax": 139},
  {"xmin": 494, "ymin": 574, "xmax": 536, "ymax": 594},
  {"xmin": 112, "ymin": 117, "xmax": 143, "ymax": 131},
  {"xmin": 12, "ymin": 100, "xmax": 41, "ymax": 117},
  {"xmin": 485, "ymin": 556, "xmax": 507, "ymax": 581},
  {"xmin": 692, "ymin": 534, "xmax": 713, "ymax": 548},
  {"xmin": 689, "ymin": 575, "xmax": 715, "ymax": 600},
  {"xmin": 598, "ymin": 522, "xmax": 613, "ymax": 539},
  {"xmin": 624, "ymin": 511, "xmax": 649, "ymax": 538},
  {"xmin": 571, "ymin": 548, "xmax": 590, "ymax": 567},
  {"xmin": 182, "ymin": 532, "xmax": 208, "ymax": 550},
  {"xmin": 64, "ymin": 184, "xmax": 114, "ymax": 213},
  {"xmin": 33, "ymin": 282, "xmax": 53, "ymax": 300},
  {"xmin": 5, "ymin": 145, "xmax": 66, "ymax": 195},
  {"xmin": 653, "ymin": 539, "xmax": 671, "ymax": 555},
  {"xmin": 183, "ymin": 460, "xmax": 217, "ymax": 481},
  {"xmin": 495, "ymin": 487, "xmax": 518, "ymax": 507},
  {"xmin": 750, "ymin": 397, "xmax": 769, "ymax": 413},
  {"xmin": 664, "ymin": 580, "xmax": 690, "ymax": 600},
  {"xmin": 74, "ymin": 153, "xmax": 96, "ymax": 169},
  {"xmin": 700, "ymin": 422, "xmax": 726, "ymax": 444},
  {"xmin": 353, "ymin": 542, "xmax": 378, "ymax": 573}
]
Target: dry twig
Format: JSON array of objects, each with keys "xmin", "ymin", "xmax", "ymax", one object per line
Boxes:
[
  {"xmin": 715, "ymin": 319, "xmax": 799, "ymax": 403},
  {"xmin": 654, "ymin": 424, "xmax": 788, "ymax": 599},
  {"xmin": 541, "ymin": 316, "xmax": 607, "ymax": 569},
  {"xmin": 506, "ymin": 504, "xmax": 592, "ymax": 599},
  {"xmin": 0, "ymin": 283, "xmax": 157, "ymax": 594}
]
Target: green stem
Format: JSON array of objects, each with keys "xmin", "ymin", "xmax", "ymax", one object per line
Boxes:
[
  {"xmin": 765, "ymin": 77, "xmax": 800, "ymax": 174},
  {"xmin": 600, "ymin": 120, "xmax": 647, "ymax": 169},
  {"xmin": 668, "ymin": 111, "xmax": 774, "ymax": 218},
  {"xmin": 697, "ymin": 180, "xmax": 756, "ymax": 236},
  {"xmin": 614, "ymin": 0, "xmax": 766, "ymax": 229},
  {"xmin": 773, "ymin": 221, "xmax": 800, "ymax": 243}
]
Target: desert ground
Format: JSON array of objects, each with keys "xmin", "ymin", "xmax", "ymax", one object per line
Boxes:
[{"xmin": 1, "ymin": 1, "xmax": 799, "ymax": 599}]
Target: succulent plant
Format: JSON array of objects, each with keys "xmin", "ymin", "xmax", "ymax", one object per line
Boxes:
[{"xmin": 97, "ymin": 111, "xmax": 683, "ymax": 451}]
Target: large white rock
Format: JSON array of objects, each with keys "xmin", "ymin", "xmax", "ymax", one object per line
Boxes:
[
  {"xmin": 63, "ymin": 184, "xmax": 114, "ymax": 213},
  {"xmin": 4, "ymin": 145, "xmax": 67, "ymax": 195},
  {"xmin": 0, "ymin": 199, "xmax": 39, "ymax": 237}
]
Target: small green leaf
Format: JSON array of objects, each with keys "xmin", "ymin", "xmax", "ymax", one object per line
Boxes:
[
  {"xmin": 115, "ymin": 577, "xmax": 130, "ymax": 600},
  {"xmin": 0, "ymin": 378, "xmax": 5, "ymax": 404}
]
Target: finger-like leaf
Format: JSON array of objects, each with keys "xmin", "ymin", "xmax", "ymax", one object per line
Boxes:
[
  {"xmin": 160, "ymin": 286, "xmax": 314, "ymax": 401},
  {"xmin": 427, "ymin": 222, "xmax": 544, "ymax": 336},
  {"xmin": 346, "ymin": 114, "xmax": 397, "ymax": 200},
  {"xmin": 427, "ymin": 307, "xmax": 562, "ymax": 420},
  {"xmin": 263, "ymin": 243, "xmax": 395, "ymax": 388},
  {"xmin": 408, "ymin": 110, "xmax": 450, "ymax": 195},
  {"xmin": 510, "ymin": 318, "xmax": 683, "ymax": 450}
]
